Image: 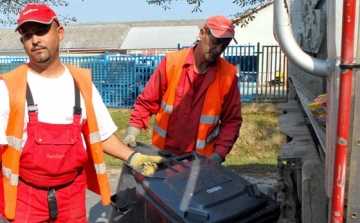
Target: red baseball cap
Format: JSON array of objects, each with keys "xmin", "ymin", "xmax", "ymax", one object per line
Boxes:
[
  {"xmin": 204, "ymin": 15, "xmax": 237, "ymax": 43},
  {"xmin": 15, "ymin": 3, "xmax": 59, "ymax": 32}
]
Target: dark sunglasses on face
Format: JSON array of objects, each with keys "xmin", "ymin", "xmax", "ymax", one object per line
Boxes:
[{"xmin": 19, "ymin": 23, "xmax": 52, "ymax": 40}]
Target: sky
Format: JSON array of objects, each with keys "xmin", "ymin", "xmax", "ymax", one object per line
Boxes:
[
  {"xmin": 0, "ymin": 0, "xmax": 249, "ymax": 28},
  {"xmin": 0, "ymin": 0, "xmax": 253, "ymax": 29},
  {"xmin": 56, "ymin": 0, "xmax": 245, "ymax": 23}
]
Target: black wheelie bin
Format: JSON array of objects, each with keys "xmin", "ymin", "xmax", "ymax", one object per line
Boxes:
[
  {"xmin": 109, "ymin": 142, "xmax": 161, "ymax": 223},
  {"xmin": 109, "ymin": 143, "xmax": 280, "ymax": 223},
  {"xmin": 134, "ymin": 152, "xmax": 280, "ymax": 223}
]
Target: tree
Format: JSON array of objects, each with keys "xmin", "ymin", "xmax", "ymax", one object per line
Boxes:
[
  {"xmin": 0, "ymin": 0, "xmax": 83, "ymax": 26},
  {"xmin": 146, "ymin": 0, "xmax": 270, "ymax": 27}
]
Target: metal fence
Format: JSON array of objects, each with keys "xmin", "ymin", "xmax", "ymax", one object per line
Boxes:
[
  {"xmin": 0, "ymin": 44, "xmax": 287, "ymax": 107},
  {"xmin": 223, "ymin": 43, "xmax": 288, "ymax": 103}
]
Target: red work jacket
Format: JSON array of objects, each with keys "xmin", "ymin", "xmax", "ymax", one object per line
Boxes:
[{"xmin": 130, "ymin": 47, "xmax": 242, "ymax": 158}]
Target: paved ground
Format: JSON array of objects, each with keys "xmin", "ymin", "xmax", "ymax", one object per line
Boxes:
[
  {"xmin": 86, "ymin": 169, "xmax": 121, "ymax": 223},
  {"xmin": 86, "ymin": 168, "xmax": 278, "ymax": 223}
]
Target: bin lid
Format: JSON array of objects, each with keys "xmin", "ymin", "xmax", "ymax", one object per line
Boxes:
[{"xmin": 136, "ymin": 158, "xmax": 270, "ymax": 223}]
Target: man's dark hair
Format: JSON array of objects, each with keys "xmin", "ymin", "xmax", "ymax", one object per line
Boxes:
[{"xmin": 204, "ymin": 27, "xmax": 212, "ymax": 35}]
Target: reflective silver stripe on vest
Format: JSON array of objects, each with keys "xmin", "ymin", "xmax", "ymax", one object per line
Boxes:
[
  {"xmin": 2, "ymin": 167, "xmax": 19, "ymax": 186},
  {"xmin": 153, "ymin": 122, "xmax": 167, "ymax": 138},
  {"xmin": 95, "ymin": 162, "xmax": 107, "ymax": 175},
  {"xmin": 207, "ymin": 125, "xmax": 220, "ymax": 142},
  {"xmin": 161, "ymin": 101, "xmax": 173, "ymax": 114},
  {"xmin": 89, "ymin": 132, "xmax": 101, "ymax": 144},
  {"xmin": 196, "ymin": 124, "xmax": 220, "ymax": 149},
  {"xmin": 200, "ymin": 115, "xmax": 220, "ymax": 124},
  {"xmin": 196, "ymin": 140, "xmax": 206, "ymax": 149},
  {"xmin": 6, "ymin": 136, "xmax": 22, "ymax": 151}
]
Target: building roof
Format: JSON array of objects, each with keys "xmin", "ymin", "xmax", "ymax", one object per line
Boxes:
[
  {"xmin": 61, "ymin": 23, "xmax": 129, "ymax": 50},
  {"xmin": 0, "ymin": 29, "xmax": 23, "ymax": 52},
  {"xmin": 0, "ymin": 19, "xmax": 206, "ymax": 54},
  {"xmin": 122, "ymin": 19, "xmax": 205, "ymax": 28},
  {"xmin": 120, "ymin": 26, "xmax": 199, "ymax": 50}
]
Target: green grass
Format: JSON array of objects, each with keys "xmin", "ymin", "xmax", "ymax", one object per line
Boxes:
[
  {"xmin": 103, "ymin": 109, "xmax": 155, "ymax": 168},
  {"xmin": 105, "ymin": 104, "xmax": 286, "ymax": 174},
  {"xmin": 225, "ymin": 110, "xmax": 285, "ymax": 173}
]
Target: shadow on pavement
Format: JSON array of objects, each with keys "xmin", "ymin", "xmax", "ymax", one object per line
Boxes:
[{"xmin": 87, "ymin": 199, "xmax": 112, "ymax": 223}]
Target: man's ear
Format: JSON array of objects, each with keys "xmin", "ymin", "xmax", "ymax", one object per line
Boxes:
[
  {"xmin": 199, "ymin": 28, "xmax": 206, "ymax": 41},
  {"xmin": 58, "ymin": 26, "xmax": 64, "ymax": 41},
  {"xmin": 20, "ymin": 36, "xmax": 24, "ymax": 45}
]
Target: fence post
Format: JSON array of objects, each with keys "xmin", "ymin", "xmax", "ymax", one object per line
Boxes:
[{"xmin": 256, "ymin": 42, "xmax": 260, "ymax": 103}]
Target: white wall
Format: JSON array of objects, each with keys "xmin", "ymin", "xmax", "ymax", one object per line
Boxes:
[{"xmin": 232, "ymin": 4, "xmax": 277, "ymax": 46}]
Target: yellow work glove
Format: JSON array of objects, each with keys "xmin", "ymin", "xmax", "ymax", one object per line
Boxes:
[
  {"xmin": 126, "ymin": 152, "xmax": 167, "ymax": 175},
  {"xmin": 141, "ymin": 161, "xmax": 159, "ymax": 176}
]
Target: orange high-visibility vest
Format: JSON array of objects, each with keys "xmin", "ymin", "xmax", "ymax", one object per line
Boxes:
[
  {"xmin": 0, "ymin": 64, "xmax": 110, "ymax": 220},
  {"xmin": 152, "ymin": 48, "xmax": 237, "ymax": 157}
]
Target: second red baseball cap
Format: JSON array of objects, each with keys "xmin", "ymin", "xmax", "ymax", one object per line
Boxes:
[{"xmin": 204, "ymin": 15, "xmax": 237, "ymax": 43}]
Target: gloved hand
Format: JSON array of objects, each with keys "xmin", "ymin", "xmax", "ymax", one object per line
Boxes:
[
  {"xmin": 141, "ymin": 162, "xmax": 159, "ymax": 176},
  {"xmin": 122, "ymin": 126, "xmax": 141, "ymax": 147},
  {"xmin": 0, "ymin": 216, "xmax": 10, "ymax": 223},
  {"xmin": 126, "ymin": 152, "xmax": 167, "ymax": 175},
  {"xmin": 209, "ymin": 152, "xmax": 224, "ymax": 164}
]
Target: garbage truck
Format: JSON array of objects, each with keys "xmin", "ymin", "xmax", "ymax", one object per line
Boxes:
[
  {"xmin": 272, "ymin": 0, "xmax": 360, "ymax": 222},
  {"xmin": 108, "ymin": 0, "xmax": 359, "ymax": 221}
]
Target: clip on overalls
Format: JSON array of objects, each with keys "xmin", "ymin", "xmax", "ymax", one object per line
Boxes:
[{"xmin": 18, "ymin": 79, "xmax": 85, "ymax": 221}]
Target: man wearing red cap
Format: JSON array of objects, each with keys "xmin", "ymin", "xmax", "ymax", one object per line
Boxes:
[
  {"xmin": 114, "ymin": 15, "xmax": 242, "ymax": 222},
  {"xmin": 0, "ymin": 3, "xmax": 166, "ymax": 222},
  {"xmin": 124, "ymin": 14, "xmax": 242, "ymax": 163}
]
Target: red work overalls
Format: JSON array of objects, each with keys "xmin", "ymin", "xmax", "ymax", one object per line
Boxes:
[{"xmin": 13, "ymin": 82, "xmax": 88, "ymax": 222}]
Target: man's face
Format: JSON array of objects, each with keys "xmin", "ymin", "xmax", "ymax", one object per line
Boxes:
[
  {"xmin": 19, "ymin": 21, "xmax": 63, "ymax": 64},
  {"xmin": 200, "ymin": 28, "xmax": 232, "ymax": 63}
]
